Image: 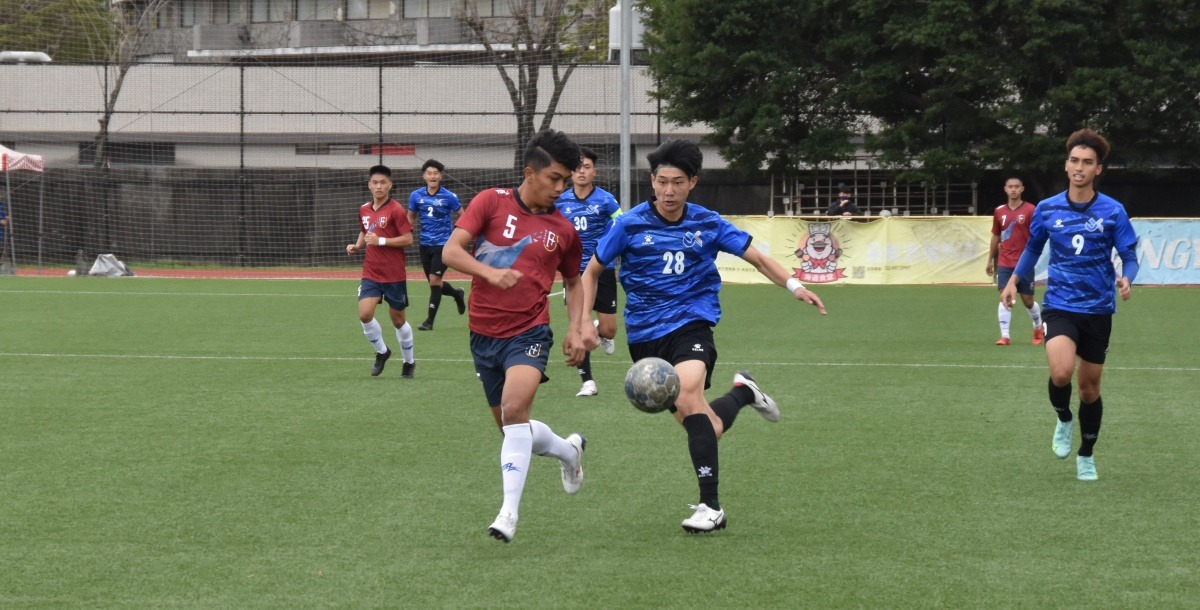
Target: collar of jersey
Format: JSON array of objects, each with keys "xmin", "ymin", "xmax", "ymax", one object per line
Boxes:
[{"xmin": 650, "ymin": 200, "xmax": 688, "ymax": 225}]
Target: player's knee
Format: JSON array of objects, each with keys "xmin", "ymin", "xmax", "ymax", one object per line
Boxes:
[{"xmin": 358, "ymin": 313, "xmax": 374, "ymax": 324}]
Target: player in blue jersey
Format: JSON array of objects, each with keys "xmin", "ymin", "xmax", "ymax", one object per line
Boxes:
[
  {"xmin": 556, "ymin": 147, "xmax": 623, "ymax": 397},
  {"xmin": 407, "ymin": 159, "xmax": 466, "ymax": 331},
  {"xmin": 1001, "ymin": 129, "xmax": 1139, "ymax": 482},
  {"xmin": 579, "ymin": 139, "xmax": 826, "ymax": 533}
]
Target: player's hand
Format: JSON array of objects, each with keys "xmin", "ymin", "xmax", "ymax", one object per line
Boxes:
[
  {"xmin": 1000, "ymin": 284, "xmax": 1016, "ymax": 309},
  {"xmin": 563, "ymin": 335, "xmax": 586, "ymax": 367},
  {"xmin": 794, "ymin": 287, "xmax": 828, "ymax": 315},
  {"xmin": 365, "ymin": 232, "xmax": 382, "ymax": 246},
  {"xmin": 579, "ymin": 322, "xmax": 601, "ymax": 352},
  {"xmin": 346, "ymin": 243, "xmax": 359, "ymax": 255},
  {"xmin": 487, "ymin": 268, "xmax": 523, "ymax": 289},
  {"xmin": 985, "ymin": 262, "xmax": 994, "ymax": 277},
  {"xmin": 1117, "ymin": 277, "xmax": 1132, "ymax": 301}
]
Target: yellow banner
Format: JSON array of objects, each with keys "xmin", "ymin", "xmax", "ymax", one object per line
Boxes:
[{"xmin": 718, "ymin": 216, "xmax": 994, "ymax": 285}]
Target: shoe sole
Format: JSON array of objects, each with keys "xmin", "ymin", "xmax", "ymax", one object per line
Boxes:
[
  {"xmin": 562, "ymin": 434, "xmax": 586, "ymax": 494},
  {"xmin": 682, "ymin": 519, "xmax": 728, "ymax": 534},
  {"xmin": 487, "ymin": 527, "xmax": 513, "ymax": 542},
  {"xmin": 734, "ymin": 371, "xmax": 779, "ymax": 422}
]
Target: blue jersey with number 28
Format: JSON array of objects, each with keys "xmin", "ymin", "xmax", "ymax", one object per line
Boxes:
[{"xmin": 594, "ymin": 201, "xmax": 752, "ymax": 344}]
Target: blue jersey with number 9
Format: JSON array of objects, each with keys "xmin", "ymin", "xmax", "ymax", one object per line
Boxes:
[
  {"xmin": 594, "ymin": 201, "xmax": 751, "ymax": 343},
  {"xmin": 1015, "ymin": 192, "xmax": 1138, "ymax": 314}
]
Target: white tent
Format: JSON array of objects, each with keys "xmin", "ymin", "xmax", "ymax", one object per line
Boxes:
[{"xmin": 1, "ymin": 144, "xmax": 46, "ymax": 272}]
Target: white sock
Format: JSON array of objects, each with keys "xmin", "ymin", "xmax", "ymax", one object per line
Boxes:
[
  {"xmin": 1028, "ymin": 302, "xmax": 1042, "ymax": 328},
  {"xmin": 395, "ymin": 322, "xmax": 415, "ymax": 364},
  {"xmin": 997, "ymin": 302, "xmax": 1011, "ymax": 338},
  {"xmin": 362, "ymin": 319, "xmax": 388, "ymax": 353},
  {"xmin": 499, "ymin": 424, "xmax": 533, "ymax": 519},
  {"xmin": 529, "ymin": 419, "xmax": 574, "ymax": 462}
]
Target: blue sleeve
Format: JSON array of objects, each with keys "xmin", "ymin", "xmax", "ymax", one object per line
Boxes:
[
  {"xmin": 593, "ymin": 216, "xmax": 628, "ymax": 267},
  {"xmin": 1013, "ymin": 207, "xmax": 1047, "ymax": 280},
  {"xmin": 715, "ymin": 216, "xmax": 752, "ymax": 256},
  {"xmin": 407, "ymin": 190, "xmax": 419, "ymax": 211},
  {"xmin": 1114, "ymin": 209, "xmax": 1139, "ymax": 282},
  {"xmin": 449, "ymin": 192, "xmax": 462, "ymax": 211}
]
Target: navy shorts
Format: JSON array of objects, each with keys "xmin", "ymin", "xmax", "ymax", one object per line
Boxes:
[
  {"xmin": 593, "ymin": 267, "xmax": 618, "ymax": 315},
  {"xmin": 359, "ymin": 279, "xmax": 409, "ymax": 310},
  {"xmin": 470, "ymin": 324, "xmax": 554, "ymax": 407},
  {"xmin": 628, "ymin": 320, "xmax": 717, "ymax": 391},
  {"xmin": 996, "ymin": 266, "xmax": 1033, "ymax": 296},
  {"xmin": 419, "ymin": 245, "xmax": 448, "ymax": 278},
  {"xmin": 1043, "ymin": 309, "xmax": 1112, "ymax": 365}
]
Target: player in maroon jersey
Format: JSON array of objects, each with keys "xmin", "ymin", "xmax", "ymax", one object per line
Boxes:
[
  {"xmin": 986, "ymin": 177, "xmax": 1044, "ymax": 346},
  {"xmin": 346, "ymin": 165, "xmax": 417, "ymax": 377},
  {"xmin": 442, "ymin": 130, "xmax": 589, "ymax": 543}
]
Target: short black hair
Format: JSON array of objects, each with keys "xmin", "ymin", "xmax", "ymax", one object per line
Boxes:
[
  {"xmin": 421, "ymin": 159, "xmax": 445, "ymax": 173},
  {"xmin": 579, "ymin": 146, "xmax": 599, "ymax": 165},
  {"xmin": 524, "ymin": 130, "xmax": 582, "ymax": 173},
  {"xmin": 647, "ymin": 139, "xmax": 702, "ymax": 178},
  {"xmin": 369, "ymin": 164, "xmax": 391, "ymax": 179},
  {"xmin": 1066, "ymin": 128, "xmax": 1111, "ymax": 163}
]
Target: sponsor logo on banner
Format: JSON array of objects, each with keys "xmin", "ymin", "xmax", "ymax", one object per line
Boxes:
[{"xmin": 792, "ymin": 222, "xmax": 845, "ymax": 283}]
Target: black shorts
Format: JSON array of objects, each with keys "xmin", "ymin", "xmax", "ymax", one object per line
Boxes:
[
  {"xmin": 1043, "ymin": 309, "xmax": 1112, "ymax": 365},
  {"xmin": 628, "ymin": 320, "xmax": 717, "ymax": 390},
  {"xmin": 419, "ymin": 245, "xmax": 448, "ymax": 278},
  {"xmin": 594, "ymin": 267, "xmax": 618, "ymax": 315}
]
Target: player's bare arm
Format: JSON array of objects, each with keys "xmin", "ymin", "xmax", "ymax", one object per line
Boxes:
[
  {"xmin": 741, "ymin": 246, "xmax": 827, "ymax": 315},
  {"xmin": 364, "ymin": 231, "xmax": 412, "ymax": 248},
  {"xmin": 441, "ymin": 227, "xmax": 523, "ymax": 288},
  {"xmin": 561, "ymin": 273, "xmax": 588, "ymax": 366},
  {"xmin": 346, "ymin": 233, "xmax": 366, "ymax": 255},
  {"xmin": 986, "ymin": 235, "xmax": 1000, "ymax": 276},
  {"xmin": 578, "ymin": 257, "xmax": 605, "ymax": 350},
  {"xmin": 1000, "ymin": 275, "xmax": 1020, "ymax": 309}
]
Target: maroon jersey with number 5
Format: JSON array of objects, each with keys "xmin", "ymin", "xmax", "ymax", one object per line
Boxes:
[{"xmin": 456, "ymin": 188, "xmax": 582, "ymax": 338}]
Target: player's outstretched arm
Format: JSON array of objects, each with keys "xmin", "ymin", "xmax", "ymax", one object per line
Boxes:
[
  {"xmin": 441, "ymin": 227, "xmax": 522, "ymax": 288},
  {"xmin": 578, "ymin": 258, "xmax": 604, "ymax": 350},
  {"xmin": 741, "ymin": 246, "xmax": 827, "ymax": 315},
  {"xmin": 561, "ymin": 273, "xmax": 588, "ymax": 366}
]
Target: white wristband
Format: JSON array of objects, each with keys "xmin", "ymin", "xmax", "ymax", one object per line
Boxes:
[
  {"xmin": 786, "ymin": 278, "xmax": 804, "ymax": 293},
  {"xmin": 377, "ymin": 237, "xmax": 386, "ymax": 246}
]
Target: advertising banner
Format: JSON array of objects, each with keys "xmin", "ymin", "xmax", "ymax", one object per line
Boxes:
[
  {"xmin": 717, "ymin": 216, "xmax": 1199, "ymax": 286},
  {"xmin": 719, "ymin": 216, "xmax": 993, "ymax": 285}
]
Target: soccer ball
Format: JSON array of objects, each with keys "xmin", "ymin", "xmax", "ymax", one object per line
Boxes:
[{"xmin": 624, "ymin": 357, "xmax": 680, "ymax": 414}]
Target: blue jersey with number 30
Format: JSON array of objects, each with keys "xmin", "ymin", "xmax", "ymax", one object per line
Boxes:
[
  {"xmin": 1014, "ymin": 192, "xmax": 1138, "ymax": 314},
  {"xmin": 556, "ymin": 185, "xmax": 622, "ymax": 272},
  {"xmin": 594, "ymin": 201, "xmax": 752, "ymax": 344}
]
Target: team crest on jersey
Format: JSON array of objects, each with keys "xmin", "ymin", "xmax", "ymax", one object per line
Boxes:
[
  {"xmin": 682, "ymin": 231, "xmax": 704, "ymax": 249},
  {"xmin": 792, "ymin": 222, "xmax": 845, "ymax": 283},
  {"xmin": 1017, "ymin": 214, "xmax": 1026, "ymax": 224},
  {"xmin": 1084, "ymin": 218, "xmax": 1105, "ymax": 233}
]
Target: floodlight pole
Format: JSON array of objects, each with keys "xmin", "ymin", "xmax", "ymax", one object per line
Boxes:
[{"xmin": 619, "ymin": 2, "xmax": 633, "ymax": 211}]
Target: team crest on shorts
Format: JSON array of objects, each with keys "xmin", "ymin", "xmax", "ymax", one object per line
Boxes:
[{"xmin": 526, "ymin": 343, "xmax": 543, "ymax": 358}]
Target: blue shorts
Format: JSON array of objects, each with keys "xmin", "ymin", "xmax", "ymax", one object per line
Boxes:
[
  {"xmin": 470, "ymin": 324, "xmax": 554, "ymax": 407},
  {"xmin": 995, "ymin": 267, "xmax": 1033, "ymax": 296},
  {"xmin": 358, "ymin": 279, "xmax": 409, "ymax": 311}
]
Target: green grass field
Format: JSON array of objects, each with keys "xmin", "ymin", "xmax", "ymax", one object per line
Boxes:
[{"xmin": 1, "ymin": 277, "xmax": 1197, "ymax": 608}]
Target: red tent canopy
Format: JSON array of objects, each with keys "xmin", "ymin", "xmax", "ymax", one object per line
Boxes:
[{"xmin": 0, "ymin": 144, "xmax": 45, "ymax": 173}]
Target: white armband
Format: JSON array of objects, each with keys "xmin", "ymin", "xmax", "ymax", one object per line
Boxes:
[
  {"xmin": 377, "ymin": 237, "xmax": 386, "ymax": 246},
  {"xmin": 786, "ymin": 278, "xmax": 804, "ymax": 293}
]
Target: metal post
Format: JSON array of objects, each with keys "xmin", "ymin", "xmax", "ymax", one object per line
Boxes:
[
  {"xmin": 37, "ymin": 175, "xmax": 44, "ymax": 273},
  {"xmin": 619, "ymin": 2, "xmax": 634, "ymax": 211},
  {"xmin": 238, "ymin": 64, "xmax": 246, "ymax": 267}
]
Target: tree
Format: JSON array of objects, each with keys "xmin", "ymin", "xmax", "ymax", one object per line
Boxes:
[
  {"xmin": 78, "ymin": 0, "xmax": 171, "ymax": 168},
  {"xmin": 0, "ymin": 0, "xmax": 112, "ymax": 62},
  {"xmin": 462, "ymin": 0, "xmax": 614, "ymax": 169},
  {"xmin": 642, "ymin": 0, "xmax": 1200, "ymax": 190}
]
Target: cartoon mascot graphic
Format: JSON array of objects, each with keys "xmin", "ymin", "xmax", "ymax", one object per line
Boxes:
[{"xmin": 793, "ymin": 222, "xmax": 845, "ymax": 283}]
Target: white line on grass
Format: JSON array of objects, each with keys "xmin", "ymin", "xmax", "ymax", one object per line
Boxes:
[{"xmin": 1, "ymin": 352, "xmax": 1195, "ymax": 372}]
